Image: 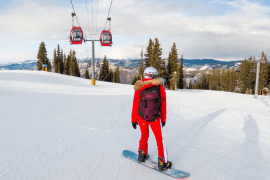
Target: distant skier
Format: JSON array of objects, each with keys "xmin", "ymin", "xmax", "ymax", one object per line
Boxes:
[{"xmin": 131, "ymin": 67, "xmax": 172, "ymax": 171}]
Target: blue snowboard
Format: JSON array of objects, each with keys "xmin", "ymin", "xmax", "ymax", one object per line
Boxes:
[{"xmin": 122, "ymin": 150, "xmax": 190, "ymax": 179}]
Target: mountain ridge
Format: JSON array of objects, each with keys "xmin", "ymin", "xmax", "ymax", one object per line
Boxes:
[{"xmin": 0, "ymin": 58, "xmax": 243, "ymax": 70}]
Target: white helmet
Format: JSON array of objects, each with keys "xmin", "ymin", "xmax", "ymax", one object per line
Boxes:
[{"xmin": 144, "ymin": 67, "xmax": 158, "ymax": 79}]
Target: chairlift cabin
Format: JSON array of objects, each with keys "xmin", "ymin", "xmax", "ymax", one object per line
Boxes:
[
  {"xmin": 70, "ymin": 27, "xmax": 84, "ymax": 45},
  {"xmin": 100, "ymin": 30, "xmax": 112, "ymax": 46}
]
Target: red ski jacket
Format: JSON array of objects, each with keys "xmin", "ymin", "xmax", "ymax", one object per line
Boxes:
[{"xmin": 131, "ymin": 78, "xmax": 166, "ymax": 123}]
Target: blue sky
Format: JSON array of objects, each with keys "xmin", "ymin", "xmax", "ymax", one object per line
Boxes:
[{"xmin": 0, "ymin": 0, "xmax": 270, "ymax": 62}]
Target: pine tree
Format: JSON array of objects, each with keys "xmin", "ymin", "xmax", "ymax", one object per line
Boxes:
[
  {"xmin": 220, "ymin": 69, "xmax": 226, "ymax": 91},
  {"xmin": 152, "ymin": 38, "xmax": 165, "ymax": 78},
  {"xmin": 246, "ymin": 56, "xmax": 256, "ymax": 94},
  {"xmin": 210, "ymin": 69, "xmax": 221, "ymax": 90},
  {"xmin": 37, "ymin": 42, "xmax": 49, "ymax": 71},
  {"xmin": 72, "ymin": 50, "xmax": 80, "ymax": 77},
  {"xmin": 64, "ymin": 53, "xmax": 70, "ymax": 75},
  {"xmin": 201, "ymin": 72, "xmax": 207, "ymax": 90},
  {"xmin": 99, "ymin": 55, "xmax": 110, "ymax": 81},
  {"xmin": 165, "ymin": 52, "xmax": 172, "ymax": 88},
  {"xmin": 194, "ymin": 73, "xmax": 202, "ymax": 90},
  {"xmin": 169, "ymin": 71, "xmax": 178, "ymax": 90},
  {"xmin": 259, "ymin": 51, "xmax": 269, "ymax": 91},
  {"xmin": 53, "ymin": 49, "xmax": 58, "ymax": 73},
  {"xmin": 206, "ymin": 74, "xmax": 211, "ymax": 90},
  {"xmin": 144, "ymin": 38, "xmax": 153, "ymax": 67},
  {"xmin": 131, "ymin": 75, "xmax": 138, "ymax": 85},
  {"xmin": 67, "ymin": 50, "xmax": 80, "ymax": 77},
  {"xmin": 228, "ymin": 69, "xmax": 236, "ymax": 92},
  {"xmin": 85, "ymin": 69, "xmax": 90, "ymax": 79},
  {"xmin": 237, "ymin": 59, "xmax": 249, "ymax": 93},
  {"xmin": 108, "ymin": 69, "xmax": 114, "ymax": 82},
  {"xmin": 114, "ymin": 66, "xmax": 120, "ymax": 83},
  {"xmin": 166, "ymin": 43, "xmax": 178, "ymax": 89},
  {"xmin": 59, "ymin": 49, "xmax": 64, "ymax": 74},
  {"xmin": 37, "ymin": 60, "xmax": 42, "ymax": 70},
  {"xmin": 178, "ymin": 54, "xmax": 184, "ymax": 89},
  {"xmin": 47, "ymin": 60, "xmax": 52, "ymax": 72},
  {"xmin": 217, "ymin": 68, "xmax": 221, "ymax": 90},
  {"xmin": 167, "ymin": 43, "xmax": 178, "ymax": 75},
  {"xmin": 68, "ymin": 50, "xmax": 73, "ymax": 76},
  {"xmin": 138, "ymin": 47, "xmax": 144, "ymax": 80},
  {"xmin": 56, "ymin": 44, "xmax": 61, "ymax": 73},
  {"xmin": 234, "ymin": 68, "xmax": 241, "ymax": 93}
]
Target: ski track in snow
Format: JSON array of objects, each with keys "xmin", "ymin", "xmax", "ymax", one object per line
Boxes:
[{"xmin": 0, "ymin": 70, "xmax": 270, "ymax": 180}]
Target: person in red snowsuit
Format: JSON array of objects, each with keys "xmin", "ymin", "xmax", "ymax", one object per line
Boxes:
[{"xmin": 131, "ymin": 67, "xmax": 172, "ymax": 171}]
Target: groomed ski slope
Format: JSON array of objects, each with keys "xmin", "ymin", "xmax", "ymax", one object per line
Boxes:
[{"xmin": 1, "ymin": 70, "xmax": 270, "ymax": 180}]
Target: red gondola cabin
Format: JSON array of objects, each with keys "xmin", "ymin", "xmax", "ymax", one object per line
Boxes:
[
  {"xmin": 70, "ymin": 27, "xmax": 83, "ymax": 45},
  {"xmin": 100, "ymin": 30, "xmax": 112, "ymax": 46}
]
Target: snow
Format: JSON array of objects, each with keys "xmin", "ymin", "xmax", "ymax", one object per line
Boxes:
[
  {"xmin": 26, "ymin": 61, "xmax": 36, "ymax": 64},
  {"xmin": 1, "ymin": 70, "xmax": 270, "ymax": 180},
  {"xmin": 199, "ymin": 65, "xmax": 209, "ymax": 71},
  {"xmin": 186, "ymin": 68, "xmax": 198, "ymax": 72}
]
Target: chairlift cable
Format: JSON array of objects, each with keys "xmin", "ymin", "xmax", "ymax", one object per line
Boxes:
[
  {"xmin": 84, "ymin": 0, "xmax": 92, "ymax": 62},
  {"xmin": 91, "ymin": 0, "xmax": 94, "ymax": 35},
  {"xmin": 98, "ymin": 0, "xmax": 113, "ymax": 67},
  {"xmin": 104, "ymin": 0, "xmax": 113, "ymax": 30},
  {"xmin": 85, "ymin": 0, "xmax": 91, "ymax": 35},
  {"xmin": 91, "ymin": 0, "xmax": 96, "ymax": 58},
  {"xmin": 96, "ymin": 0, "xmax": 99, "ymax": 34},
  {"xmin": 84, "ymin": 43, "xmax": 89, "ymax": 59},
  {"xmin": 69, "ymin": 0, "xmax": 80, "ymax": 27}
]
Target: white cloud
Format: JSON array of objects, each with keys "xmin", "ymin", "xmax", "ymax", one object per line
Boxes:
[{"xmin": 0, "ymin": 0, "xmax": 270, "ymax": 62}]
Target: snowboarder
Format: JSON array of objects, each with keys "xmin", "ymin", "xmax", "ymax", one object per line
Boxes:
[{"xmin": 131, "ymin": 67, "xmax": 172, "ymax": 171}]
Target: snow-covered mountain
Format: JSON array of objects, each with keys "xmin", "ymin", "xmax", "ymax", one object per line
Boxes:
[
  {"xmin": 0, "ymin": 59, "xmax": 242, "ymax": 70},
  {"xmin": 183, "ymin": 59, "xmax": 242, "ymax": 69},
  {"xmin": 83, "ymin": 58, "xmax": 242, "ymax": 69},
  {"xmin": 0, "ymin": 60, "xmax": 37, "ymax": 70},
  {"xmin": 1, "ymin": 70, "xmax": 270, "ymax": 180}
]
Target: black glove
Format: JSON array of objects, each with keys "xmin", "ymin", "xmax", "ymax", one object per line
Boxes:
[
  {"xmin": 162, "ymin": 122, "xmax": 166, "ymax": 127},
  {"xmin": 132, "ymin": 122, "xmax": 138, "ymax": 129}
]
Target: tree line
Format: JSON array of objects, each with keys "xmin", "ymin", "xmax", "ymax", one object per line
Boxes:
[
  {"xmin": 189, "ymin": 51, "xmax": 270, "ymax": 95},
  {"xmin": 96, "ymin": 55, "xmax": 120, "ymax": 83},
  {"xmin": 132, "ymin": 38, "xmax": 269, "ymax": 95},
  {"xmin": 132, "ymin": 38, "xmax": 185, "ymax": 90},
  {"xmin": 37, "ymin": 42, "xmax": 121, "ymax": 82},
  {"xmin": 37, "ymin": 42, "xmax": 80, "ymax": 77}
]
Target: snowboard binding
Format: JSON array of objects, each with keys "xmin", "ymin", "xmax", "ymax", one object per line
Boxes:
[
  {"xmin": 138, "ymin": 150, "xmax": 150, "ymax": 163},
  {"xmin": 158, "ymin": 157, "xmax": 173, "ymax": 171}
]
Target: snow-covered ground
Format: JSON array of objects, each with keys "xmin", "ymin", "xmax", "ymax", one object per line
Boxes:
[
  {"xmin": 1, "ymin": 70, "xmax": 270, "ymax": 180},
  {"xmin": 185, "ymin": 68, "xmax": 198, "ymax": 72},
  {"xmin": 199, "ymin": 65, "xmax": 210, "ymax": 71}
]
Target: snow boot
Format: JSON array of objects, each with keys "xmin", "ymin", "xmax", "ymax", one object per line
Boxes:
[
  {"xmin": 158, "ymin": 157, "xmax": 173, "ymax": 171},
  {"xmin": 138, "ymin": 150, "xmax": 149, "ymax": 163}
]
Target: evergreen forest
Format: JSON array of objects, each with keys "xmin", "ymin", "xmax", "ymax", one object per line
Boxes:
[
  {"xmin": 132, "ymin": 38, "xmax": 270, "ymax": 95},
  {"xmin": 37, "ymin": 42, "xmax": 120, "ymax": 83},
  {"xmin": 37, "ymin": 41, "xmax": 270, "ymax": 95}
]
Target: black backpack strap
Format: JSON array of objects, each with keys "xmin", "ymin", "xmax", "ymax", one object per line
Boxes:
[{"xmin": 156, "ymin": 85, "xmax": 161, "ymax": 112}]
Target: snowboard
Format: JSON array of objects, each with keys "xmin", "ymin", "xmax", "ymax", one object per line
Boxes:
[{"xmin": 122, "ymin": 150, "xmax": 190, "ymax": 179}]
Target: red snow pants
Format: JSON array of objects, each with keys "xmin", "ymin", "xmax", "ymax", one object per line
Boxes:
[{"xmin": 138, "ymin": 117, "xmax": 168, "ymax": 163}]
